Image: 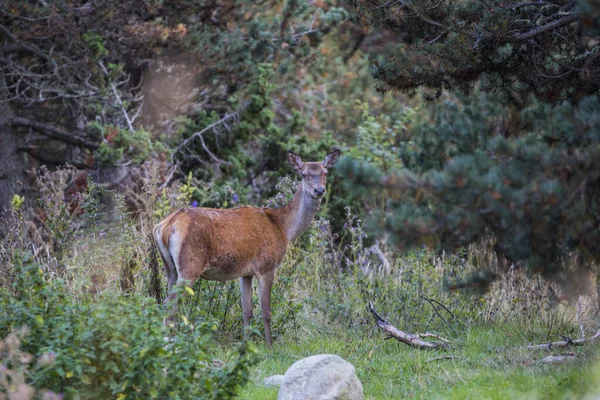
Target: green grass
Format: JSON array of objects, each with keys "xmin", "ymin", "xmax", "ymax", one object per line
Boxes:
[{"xmin": 225, "ymin": 324, "xmax": 600, "ymax": 400}]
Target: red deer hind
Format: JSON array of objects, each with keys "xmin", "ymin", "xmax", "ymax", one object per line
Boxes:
[{"xmin": 153, "ymin": 149, "xmax": 341, "ymax": 345}]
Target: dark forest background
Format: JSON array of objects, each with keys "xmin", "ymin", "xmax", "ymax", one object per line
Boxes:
[{"xmin": 1, "ymin": 1, "xmax": 600, "ymax": 398}]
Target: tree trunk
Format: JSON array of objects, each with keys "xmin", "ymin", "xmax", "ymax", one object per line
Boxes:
[
  {"xmin": 0, "ymin": 75, "xmax": 29, "ymax": 225},
  {"xmin": 0, "ymin": 109, "xmax": 29, "ymax": 215}
]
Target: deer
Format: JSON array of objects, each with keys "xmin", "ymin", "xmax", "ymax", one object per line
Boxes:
[{"xmin": 153, "ymin": 149, "xmax": 341, "ymax": 346}]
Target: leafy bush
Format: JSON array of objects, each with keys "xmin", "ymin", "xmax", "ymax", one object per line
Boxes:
[
  {"xmin": 92, "ymin": 124, "xmax": 166, "ymax": 167},
  {"xmin": 0, "ymin": 327, "xmax": 62, "ymax": 400},
  {"xmin": 0, "ymin": 253, "xmax": 257, "ymax": 399}
]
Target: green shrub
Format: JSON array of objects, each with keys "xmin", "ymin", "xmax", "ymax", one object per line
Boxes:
[
  {"xmin": 92, "ymin": 124, "xmax": 166, "ymax": 167},
  {"xmin": 0, "ymin": 252, "xmax": 258, "ymax": 399}
]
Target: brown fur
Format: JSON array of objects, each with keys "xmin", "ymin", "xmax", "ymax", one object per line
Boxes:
[
  {"xmin": 153, "ymin": 149, "xmax": 341, "ymax": 345},
  {"xmin": 156, "ymin": 207, "xmax": 287, "ymax": 281}
]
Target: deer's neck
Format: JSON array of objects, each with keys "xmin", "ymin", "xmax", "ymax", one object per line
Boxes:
[{"xmin": 269, "ymin": 185, "xmax": 321, "ymax": 242}]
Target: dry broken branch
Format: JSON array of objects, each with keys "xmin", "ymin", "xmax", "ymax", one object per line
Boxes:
[
  {"xmin": 368, "ymin": 301, "xmax": 449, "ymax": 350},
  {"xmin": 418, "ymin": 332, "xmax": 452, "ymax": 343},
  {"xmin": 426, "ymin": 355, "xmax": 466, "ymax": 363},
  {"xmin": 527, "ymin": 326, "xmax": 600, "ymax": 350}
]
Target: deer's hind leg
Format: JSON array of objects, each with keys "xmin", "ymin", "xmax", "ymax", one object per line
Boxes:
[
  {"xmin": 163, "ymin": 228, "xmax": 204, "ymax": 323},
  {"xmin": 153, "ymin": 226, "xmax": 178, "ymax": 295}
]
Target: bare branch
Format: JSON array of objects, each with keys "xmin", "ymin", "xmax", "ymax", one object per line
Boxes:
[
  {"xmin": 0, "ymin": 23, "xmax": 57, "ymax": 70},
  {"xmin": 513, "ymin": 14, "xmax": 580, "ymax": 42},
  {"xmin": 11, "ymin": 117, "xmax": 99, "ymax": 149},
  {"xmin": 395, "ymin": 0, "xmax": 448, "ymax": 31},
  {"xmin": 175, "ymin": 112, "xmax": 238, "ymax": 155},
  {"xmin": 527, "ymin": 326, "xmax": 600, "ymax": 350},
  {"xmin": 426, "ymin": 355, "xmax": 465, "ymax": 363},
  {"xmin": 368, "ymin": 301, "xmax": 449, "ymax": 350},
  {"xmin": 511, "ymin": 1, "xmax": 556, "ymax": 10},
  {"xmin": 98, "ymin": 61, "xmax": 135, "ymax": 133},
  {"xmin": 418, "ymin": 332, "xmax": 452, "ymax": 343},
  {"xmin": 422, "ymin": 297, "xmax": 458, "ymax": 335}
]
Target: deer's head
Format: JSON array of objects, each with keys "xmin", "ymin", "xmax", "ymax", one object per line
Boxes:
[{"xmin": 287, "ymin": 149, "xmax": 341, "ymax": 199}]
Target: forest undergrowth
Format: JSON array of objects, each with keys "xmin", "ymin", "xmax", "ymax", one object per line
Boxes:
[{"xmin": 1, "ymin": 168, "xmax": 599, "ymax": 399}]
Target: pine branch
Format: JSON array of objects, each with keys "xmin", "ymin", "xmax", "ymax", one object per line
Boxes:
[{"xmin": 513, "ymin": 14, "xmax": 581, "ymax": 41}]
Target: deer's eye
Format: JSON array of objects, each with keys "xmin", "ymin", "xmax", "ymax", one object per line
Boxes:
[{"xmin": 301, "ymin": 173, "xmax": 307, "ymax": 179}]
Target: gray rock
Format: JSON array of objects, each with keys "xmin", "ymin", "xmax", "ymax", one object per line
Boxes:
[
  {"xmin": 263, "ymin": 374, "xmax": 285, "ymax": 387},
  {"xmin": 278, "ymin": 354, "xmax": 363, "ymax": 400}
]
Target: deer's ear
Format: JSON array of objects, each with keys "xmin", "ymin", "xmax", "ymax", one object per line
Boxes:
[
  {"xmin": 287, "ymin": 151, "xmax": 304, "ymax": 171},
  {"xmin": 323, "ymin": 148, "xmax": 341, "ymax": 168}
]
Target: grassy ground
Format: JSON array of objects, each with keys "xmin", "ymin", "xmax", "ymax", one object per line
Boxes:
[{"xmin": 228, "ymin": 324, "xmax": 600, "ymax": 400}]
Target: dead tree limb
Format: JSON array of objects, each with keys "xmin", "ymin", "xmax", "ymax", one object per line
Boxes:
[
  {"xmin": 368, "ymin": 301, "xmax": 449, "ymax": 350},
  {"xmin": 527, "ymin": 326, "xmax": 600, "ymax": 350},
  {"xmin": 426, "ymin": 356, "xmax": 466, "ymax": 363},
  {"xmin": 98, "ymin": 61, "xmax": 135, "ymax": 133},
  {"xmin": 11, "ymin": 117, "xmax": 99, "ymax": 149},
  {"xmin": 418, "ymin": 332, "xmax": 452, "ymax": 343}
]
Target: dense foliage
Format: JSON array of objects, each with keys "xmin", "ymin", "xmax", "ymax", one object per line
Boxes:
[
  {"xmin": 348, "ymin": 0, "xmax": 600, "ymax": 105},
  {"xmin": 0, "ymin": 252, "xmax": 257, "ymax": 399},
  {"xmin": 340, "ymin": 93, "xmax": 600, "ymax": 274},
  {"xmin": 2, "ymin": 1, "xmax": 600, "ymax": 397},
  {"xmin": 338, "ymin": 0, "xmax": 600, "ymax": 275}
]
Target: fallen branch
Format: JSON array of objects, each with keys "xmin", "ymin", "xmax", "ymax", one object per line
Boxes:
[
  {"xmin": 426, "ymin": 356, "xmax": 466, "ymax": 363},
  {"xmin": 538, "ymin": 353, "xmax": 576, "ymax": 364},
  {"xmin": 368, "ymin": 301, "xmax": 449, "ymax": 350},
  {"xmin": 527, "ymin": 326, "xmax": 600, "ymax": 350},
  {"xmin": 418, "ymin": 332, "xmax": 452, "ymax": 344}
]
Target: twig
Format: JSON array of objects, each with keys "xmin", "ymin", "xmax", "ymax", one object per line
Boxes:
[
  {"xmin": 422, "ymin": 297, "xmax": 458, "ymax": 335},
  {"xmin": 197, "ymin": 132, "xmax": 229, "ymax": 166},
  {"xmin": 98, "ymin": 61, "xmax": 134, "ymax": 133},
  {"xmin": 175, "ymin": 112, "xmax": 238, "ymax": 155},
  {"xmin": 511, "ymin": 1, "xmax": 555, "ymax": 10},
  {"xmin": 368, "ymin": 301, "xmax": 449, "ymax": 350},
  {"xmin": 395, "ymin": 0, "xmax": 448, "ymax": 31},
  {"xmin": 0, "ymin": 23, "xmax": 55, "ymax": 67},
  {"xmin": 291, "ymin": 29, "xmax": 319, "ymax": 39},
  {"xmin": 418, "ymin": 332, "xmax": 452, "ymax": 343}
]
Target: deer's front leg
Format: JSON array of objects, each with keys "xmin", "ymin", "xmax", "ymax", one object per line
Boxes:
[
  {"xmin": 240, "ymin": 276, "xmax": 253, "ymax": 337},
  {"xmin": 258, "ymin": 272, "xmax": 275, "ymax": 347}
]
